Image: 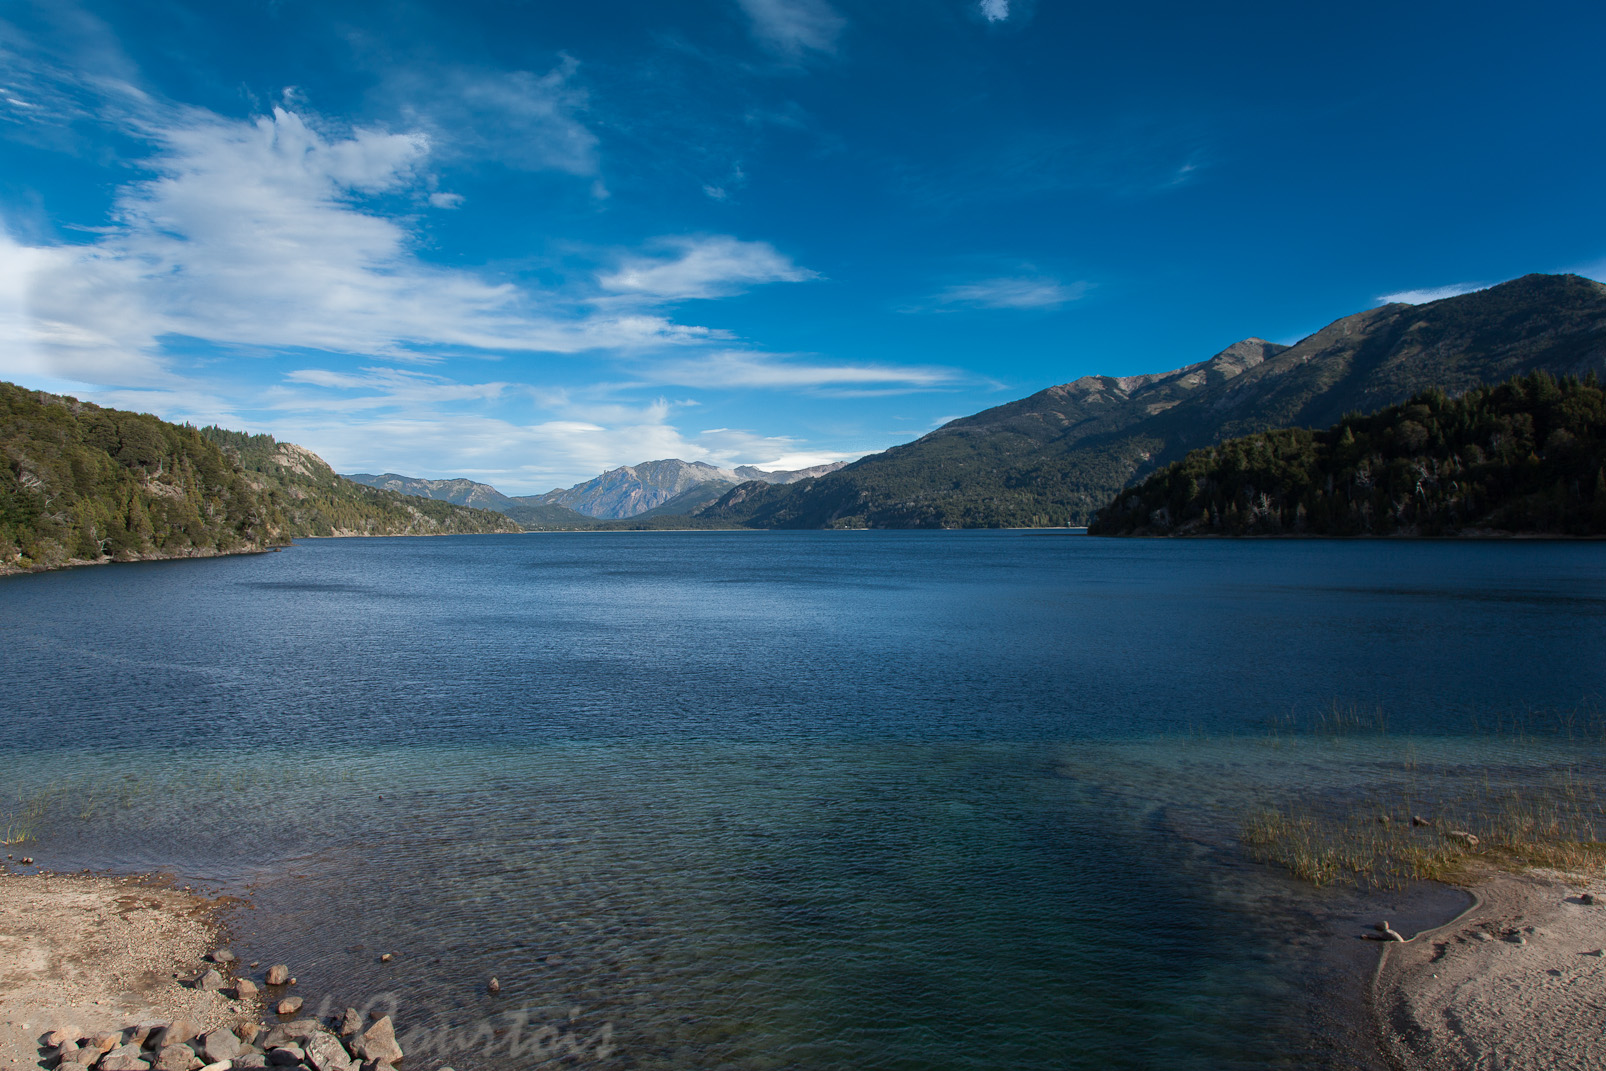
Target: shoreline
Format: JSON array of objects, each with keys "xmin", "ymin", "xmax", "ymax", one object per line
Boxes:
[
  {"xmin": 1371, "ymin": 867, "xmax": 1606, "ymax": 1070},
  {"xmin": 0, "ymin": 869, "xmax": 256, "ymax": 1068}
]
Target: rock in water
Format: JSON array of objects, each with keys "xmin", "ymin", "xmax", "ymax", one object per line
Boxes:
[
  {"xmin": 201, "ymin": 1028, "xmax": 244, "ymax": 1064},
  {"xmin": 209, "ymin": 949, "xmax": 236, "ymax": 964},
  {"xmin": 265, "ymin": 965, "xmax": 290, "ymax": 985},
  {"xmin": 338, "ymin": 1009, "xmax": 363, "ymax": 1038},
  {"xmin": 234, "ymin": 978, "xmax": 259, "ymax": 1000},
  {"xmin": 276, "ymin": 996, "xmax": 303, "ymax": 1016},
  {"xmin": 356, "ymin": 1017, "xmax": 403, "ymax": 1065},
  {"xmin": 304, "ymin": 1032, "xmax": 355, "ymax": 1071},
  {"xmin": 487, "ymin": 977, "xmax": 500, "ymax": 994},
  {"xmin": 1446, "ymin": 830, "xmax": 1480, "ymax": 847}
]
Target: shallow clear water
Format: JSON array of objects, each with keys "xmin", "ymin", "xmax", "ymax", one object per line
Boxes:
[{"xmin": 3, "ymin": 532, "xmax": 1604, "ymax": 1070}]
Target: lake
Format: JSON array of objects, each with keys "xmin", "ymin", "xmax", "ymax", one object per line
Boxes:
[{"xmin": 3, "ymin": 531, "xmax": 1605, "ymax": 1070}]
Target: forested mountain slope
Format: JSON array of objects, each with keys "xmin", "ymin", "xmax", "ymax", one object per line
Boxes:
[
  {"xmin": 2, "ymin": 383, "xmax": 274, "ymax": 571},
  {"xmin": 1088, "ymin": 372, "xmax": 1606, "ymax": 537},
  {"xmin": 200, "ymin": 429, "xmax": 522, "ymax": 539},
  {"xmin": 701, "ymin": 274, "xmax": 1606, "ymax": 528}
]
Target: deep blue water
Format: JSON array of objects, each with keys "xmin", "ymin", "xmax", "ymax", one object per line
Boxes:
[{"xmin": 2, "ymin": 532, "xmax": 1604, "ymax": 1070}]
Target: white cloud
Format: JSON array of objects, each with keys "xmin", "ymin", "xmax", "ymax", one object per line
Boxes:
[
  {"xmin": 933, "ymin": 275, "xmax": 1087, "ymax": 310},
  {"xmin": 428, "ymin": 191, "xmax": 464, "ymax": 209},
  {"xmin": 0, "ymin": 102, "xmax": 730, "ymax": 388},
  {"xmin": 979, "ymin": 0, "xmax": 1010, "ymax": 21},
  {"xmin": 646, "ymin": 350, "xmax": 959, "ymax": 390},
  {"xmin": 598, "ymin": 236, "xmax": 817, "ymax": 300},
  {"xmin": 1379, "ymin": 282, "xmax": 1489, "ymax": 305},
  {"xmin": 736, "ymin": 0, "xmax": 845, "ymax": 58}
]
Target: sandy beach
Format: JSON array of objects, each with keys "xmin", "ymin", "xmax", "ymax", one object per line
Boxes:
[
  {"xmin": 0, "ymin": 871, "xmax": 252, "ymax": 1071},
  {"xmin": 1375, "ymin": 868, "xmax": 1606, "ymax": 1070}
]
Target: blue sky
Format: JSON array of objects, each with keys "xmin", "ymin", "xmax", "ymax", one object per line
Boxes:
[{"xmin": 2, "ymin": 0, "xmax": 1603, "ymax": 492}]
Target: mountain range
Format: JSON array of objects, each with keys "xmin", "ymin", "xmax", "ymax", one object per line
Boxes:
[
  {"xmin": 697, "ymin": 273, "xmax": 1606, "ymax": 528},
  {"xmin": 345, "ymin": 458, "xmax": 847, "ymax": 523}
]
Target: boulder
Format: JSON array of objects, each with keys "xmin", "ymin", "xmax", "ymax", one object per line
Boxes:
[
  {"xmin": 303, "ymin": 1032, "xmax": 354, "ymax": 1071},
  {"xmin": 196, "ymin": 970, "xmax": 226, "ymax": 992},
  {"xmin": 1446, "ymin": 830, "xmax": 1480, "ymax": 848},
  {"xmin": 154, "ymin": 1045, "xmax": 202, "ymax": 1071},
  {"xmin": 209, "ymin": 950, "xmax": 236, "ymax": 964},
  {"xmin": 201, "ymin": 1030, "xmax": 244, "ymax": 1064},
  {"xmin": 265, "ymin": 966, "xmax": 290, "ymax": 986},
  {"xmin": 337, "ymin": 1010, "xmax": 362, "ymax": 1039},
  {"xmin": 151, "ymin": 1023, "xmax": 200, "ymax": 1050},
  {"xmin": 46, "ymin": 1030, "xmax": 81, "ymax": 1050},
  {"xmin": 89, "ymin": 1034, "xmax": 121, "ymax": 1056},
  {"xmin": 355, "ymin": 1018, "xmax": 402, "ymax": 1065},
  {"xmin": 266, "ymin": 1046, "xmax": 303, "ymax": 1067},
  {"xmin": 100, "ymin": 1045, "xmax": 152, "ymax": 1071},
  {"xmin": 234, "ymin": 1058, "xmax": 266, "ymax": 1070},
  {"xmin": 234, "ymin": 1024, "xmax": 260, "ymax": 1046},
  {"xmin": 234, "ymin": 979, "xmax": 259, "ymax": 1001},
  {"xmin": 99, "ymin": 1053, "xmax": 150, "ymax": 1071},
  {"xmin": 198, "ymin": 1063, "xmax": 232, "ymax": 1071}
]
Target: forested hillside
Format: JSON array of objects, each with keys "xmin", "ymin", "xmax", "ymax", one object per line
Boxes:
[
  {"xmin": 1, "ymin": 381, "xmax": 522, "ymax": 575},
  {"xmin": 1088, "ymin": 373, "xmax": 1606, "ymax": 536},
  {"xmin": 1, "ymin": 383, "xmax": 273, "ymax": 571},
  {"xmin": 700, "ymin": 274, "xmax": 1606, "ymax": 528},
  {"xmin": 200, "ymin": 428, "xmax": 522, "ymax": 539}
]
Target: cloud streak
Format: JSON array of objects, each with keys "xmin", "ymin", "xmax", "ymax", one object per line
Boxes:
[
  {"xmin": 598, "ymin": 236, "xmax": 817, "ymax": 300},
  {"xmin": 931, "ymin": 275, "xmax": 1088, "ymax": 310},
  {"xmin": 736, "ymin": 0, "xmax": 845, "ymax": 58},
  {"xmin": 1379, "ymin": 282, "xmax": 1489, "ymax": 305}
]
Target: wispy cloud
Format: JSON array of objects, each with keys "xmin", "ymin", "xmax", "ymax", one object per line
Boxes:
[
  {"xmin": 598, "ymin": 236, "xmax": 817, "ymax": 300},
  {"xmin": 979, "ymin": 0, "xmax": 1010, "ymax": 22},
  {"xmin": 387, "ymin": 57, "xmax": 598, "ymax": 175},
  {"xmin": 1379, "ymin": 282, "xmax": 1488, "ymax": 305},
  {"xmin": 646, "ymin": 350, "xmax": 959, "ymax": 390},
  {"xmin": 930, "ymin": 275, "xmax": 1088, "ymax": 310},
  {"xmin": 735, "ymin": 0, "xmax": 845, "ymax": 58},
  {"xmin": 0, "ymin": 98, "xmax": 735, "ymax": 388}
]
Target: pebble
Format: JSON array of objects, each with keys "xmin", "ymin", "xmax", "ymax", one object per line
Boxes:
[
  {"xmin": 265, "ymin": 965, "xmax": 290, "ymax": 986},
  {"xmin": 487, "ymin": 977, "xmax": 501, "ymax": 994},
  {"xmin": 276, "ymin": 996, "xmax": 304, "ymax": 1015},
  {"xmin": 1473, "ymin": 931, "xmax": 1493, "ymax": 942},
  {"xmin": 379, "ymin": 953, "xmax": 392, "ymax": 963},
  {"xmin": 1411, "ymin": 815, "xmax": 1430, "ymax": 827},
  {"xmin": 1587, "ymin": 949, "xmax": 1605, "ymax": 957},
  {"xmin": 1581, "ymin": 893, "xmax": 1598, "ymax": 905}
]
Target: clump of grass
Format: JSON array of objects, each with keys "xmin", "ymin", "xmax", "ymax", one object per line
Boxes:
[{"xmin": 1243, "ymin": 771, "xmax": 1606, "ymax": 889}]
